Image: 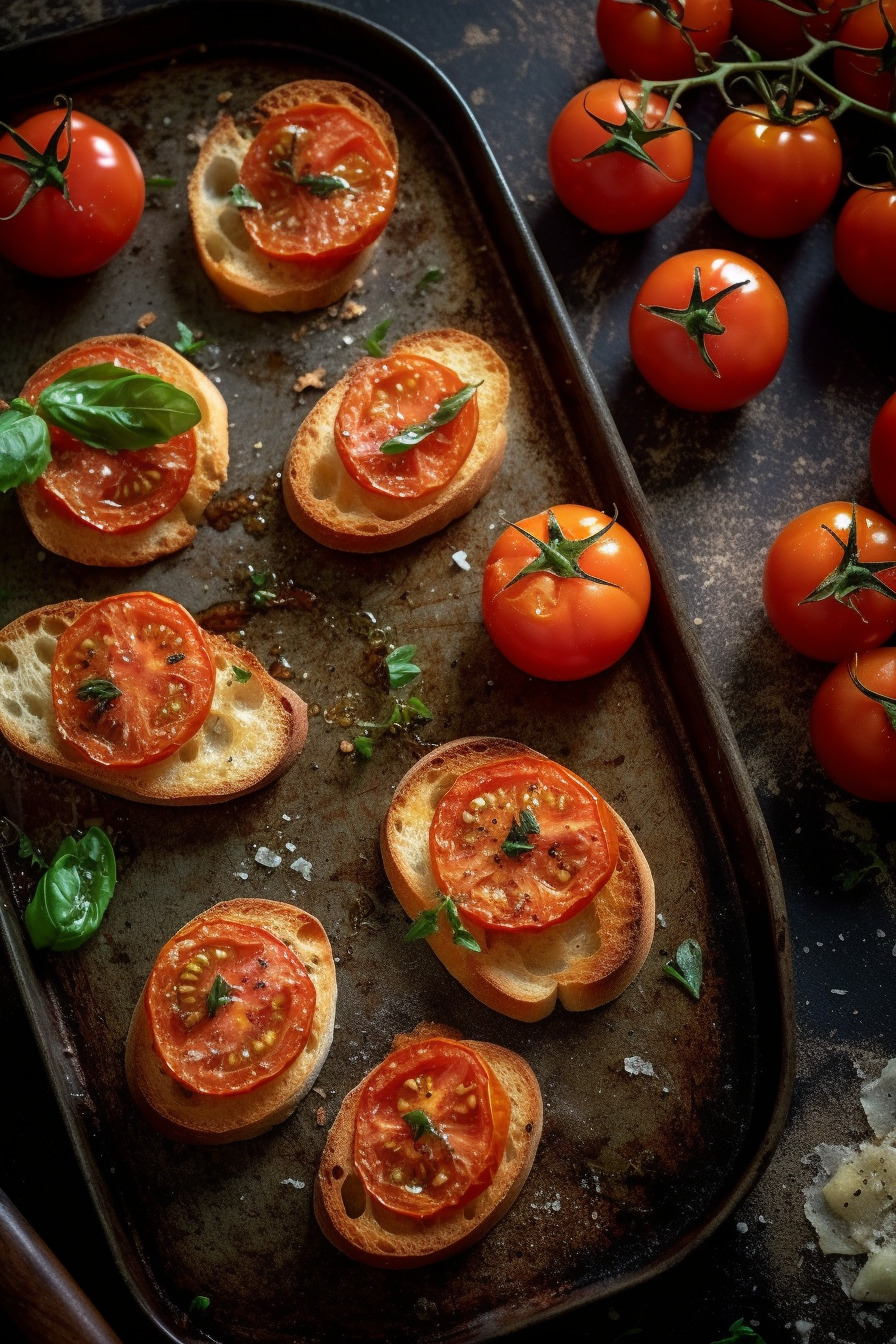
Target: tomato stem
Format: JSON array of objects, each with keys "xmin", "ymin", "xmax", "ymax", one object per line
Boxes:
[
  {"xmin": 847, "ymin": 656, "xmax": 896, "ymax": 731},
  {"xmin": 501, "ymin": 508, "xmax": 623, "ymax": 590},
  {"xmin": 800, "ymin": 503, "xmax": 896, "ymax": 611},
  {"xmin": 0, "ymin": 94, "xmax": 74, "ymax": 221},
  {"xmin": 641, "ymin": 266, "xmax": 748, "ymax": 376},
  {"xmin": 575, "ymin": 88, "xmax": 690, "ymax": 178}
]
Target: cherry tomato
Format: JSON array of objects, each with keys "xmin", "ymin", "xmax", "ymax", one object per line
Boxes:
[
  {"xmin": 333, "ymin": 353, "xmax": 478, "ymax": 498},
  {"xmin": 0, "ymin": 100, "xmax": 144, "ymax": 277},
  {"xmin": 834, "ymin": 181, "xmax": 896, "ymax": 312},
  {"xmin": 870, "ymin": 391, "xmax": 896, "ymax": 518},
  {"xmin": 704, "ymin": 102, "xmax": 842, "ymax": 238},
  {"xmin": 762, "ymin": 502, "xmax": 896, "ymax": 660},
  {"xmin": 430, "ymin": 755, "xmax": 619, "ymax": 932},
  {"xmin": 482, "ymin": 504, "xmax": 651, "ymax": 680},
  {"xmin": 51, "ymin": 592, "xmax": 216, "ymax": 768},
  {"xmin": 548, "ymin": 80, "xmax": 692, "ymax": 234},
  {"xmin": 21, "ymin": 342, "xmax": 196, "ymax": 533},
  {"xmin": 240, "ymin": 102, "xmax": 397, "ymax": 267},
  {"xmin": 629, "ymin": 249, "xmax": 788, "ymax": 411},
  {"xmin": 811, "ymin": 649, "xmax": 896, "ymax": 801},
  {"xmin": 730, "ymin": 0, "xmax": 843, "ymax": 58},
  {"xmin": 596, "ymin": 0, "xmax": 732, "ymax": 79},
  {"xmin": 353, "ymin": 1037, "xmax": 511, "ymax": 1218},
  {"xmin": 833, "ymin": 0, "xmax": 896, "ymax": 112},
  {"xmin": 146, "ymin": 916, "xmax": 316, "ymax": 1096}
]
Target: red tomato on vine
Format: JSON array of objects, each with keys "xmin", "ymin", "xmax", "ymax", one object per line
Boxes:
[
  {"xmin": 870, "ymin": 391, "xmax": 896, "ymax": 520},
  {"xmin": 834, "ymin": 152, "xmax": 896, "ymax": 312},
  {"xmin": 596, "ymin": 0, "xmax": 733, "ymax": 80},
  {"xmin": 833, "ymin": 0, "xmax": 896, "ymax": 111},
  {"xmin": 811, "ymin": 649, "xmax": 896, "ymax": 801},
  {"xmin": 730, "ymin": 0, "xmax": 843, "ymax": 59}
]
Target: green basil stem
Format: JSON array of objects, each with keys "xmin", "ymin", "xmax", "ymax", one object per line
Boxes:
[{"xmin": 24, "ymin": 827, "xmax": 117, "ymax": 952}]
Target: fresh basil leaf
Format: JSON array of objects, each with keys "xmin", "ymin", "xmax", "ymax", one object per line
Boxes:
[
  {"xmin": 364, "ymin": 317, "xmax": 392, "ymax": 357},
  {"xmin": 502, "ymin": 807, "xmax": 540, "ymax": 858},
  {"xmin": 76, "ymin": 678, "xmax": 121, "ymax": 717},
  {"xmin": 228, "ymin": 182, "xmax": 262, "ymax": 209},
  {"xmin": 414, "ymin": 266, "xmax": 444, "ymax": 295},
  {"xmin": 403, "ymin": 1108, "xmax": 443, "ymax": 1143},
  {"xmin": 404, "ymin": 696, "xmax": 432, "ymax": 723},
  {"xmin": 444, "ymin": 897, "xmax": 481, "ymax": 952},
  {"xmin": 663, "ymin": 937, "xmax": 702, "ymax": 1000},
  {"xmin": 24, "ymin": 827, "xmax": 117, "ymax": 952},
  {"xmin": 206, "ymin": 973, "xmax": 233, "ymax": 1018},
  {"xmin": 249, "ymin": 570, "xmax": 277, "ymax": 609},
  {"xmin": 404, "ymin": 905, "xmax": 441, "ymax": 942},
  {"xmin": 231, "ymin": 665, "xmax": 252, "ymax": 683},
  {"xmin": 0, "ymin": 404, "xmax": 51, "ymax": 491},
  {"xmin": 189, "ymin": 1295, "xmax": 211, "ymax": 1316},
  {"xmin": 174, "ymin": 321, "xmax": 208, "ymax": 357},
  {"xmin": 38, "ymin": 364, "xmax": 201, "ymax": 454},
  {"xmin": 146, "ymin": 175, "xmax": 176, "ymax": 189},
  {"xmin": 710, "ymin": 1322, "xmax": 766, "ymax": 1344},
  {"xmin": 384, "ymin": 644, "xmax": 420, "ymax": 690},
  {"xmin": 298, "ymin": 172, "xmax": 350, "ymax": 197},
  {"xmin": 380, "ymin": 382, "xmax": 481, "ymax": 455},
  {"xmin": 353, "ymin": 734, "xmax": 374, "ymax": 759}
]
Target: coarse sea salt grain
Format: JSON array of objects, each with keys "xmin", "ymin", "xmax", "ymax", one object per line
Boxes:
[
  {"xmin": 234, "ymin": 871, "xmax": 248, "ymax": 881},
  {"xmin": 623, "ymin": 1056, "xmax": 655, "ymax": 1077},
  {"xmin": 452, "ymin": 550, "xmax": 471, "ymax": 571},
  {"xmin": 290, "ymin": 857, "xmax": 312, "ymax": 880},
  {"xmin": 255, "ymin": 847, "xmax": 281, "ymax": 868}
]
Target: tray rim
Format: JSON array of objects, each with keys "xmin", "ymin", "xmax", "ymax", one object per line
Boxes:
[{"xmin": 0, "ymin": 2, "xmax": 796, "ymax": 1341}]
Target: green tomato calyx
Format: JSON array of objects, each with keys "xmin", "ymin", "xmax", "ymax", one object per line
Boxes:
[
  {"xmin": 0, "ymin": 95, "xmax": 74, "ymax": 222},
  {"xmin": 501, "ymin": 508, "xmax": 623, "ymax": 592},
  {"xmin": 800, "ymin": 503, "xmax": 896, "ymax": 613},
  {"xmin": 642, "ymin": 266, "xmax": 748, "ymax": 376},
  {"xmin": 574, "ymin": 89, "xmax": 688, "ymax": 179},
  {"xmin": 848, "ymin": 657, "xmax": 896, "ymax": 733}
]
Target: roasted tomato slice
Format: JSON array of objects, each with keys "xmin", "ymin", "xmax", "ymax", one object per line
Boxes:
[
  {"xmin": 145, "ymin": 917, "xmax": 316, "ymax": 1096},
  {"xmin": 430, "ymin": 756, "xmax": 619, "ymax": 932},
  {"xmin": 22, "ymin": 343, "xmax": 196, "ymax": 534},
  {"xmin": 353, "ymin": 1037, "xmax": 510, "ymax": 1218},
  {"xmin": 51, "ymin": 592, "xmax": 215, "ymax": 768},
  {"xmin": 239, "ymin": 102, "xmax": 397, "ymax": 266},
  {"xmin": 333, "ymin": 353, "xmax": 479, "ymax": 499}
]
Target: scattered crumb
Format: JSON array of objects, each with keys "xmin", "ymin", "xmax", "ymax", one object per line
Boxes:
[
  {"xmin": 186, "ymin": 125, "xmax": 209, "ymax": 148},
  {"xmin": 352, "ymin": 277, "xmax": 365, "ymax": 292},
  {"xmin": 339, "ymin": 739, "xmax": 354, "ymax": 754},
  {"xmin": 623, "ymin": 1056, "xmax": 655, "ymax": 1077},
  {"xmin": 290, "ymin": 325, "xmax": 309, "ymax": 342},
  {"xmin": 136, "ymin": 312, "xmax": 156, "ymax": 329},
  {"xmin": 290, "ymin": 856, "xmax": 312, "ymax": 880},
  {"xmin": 312, "ymin": 1086, "xmax": 327, "ymax": 1099},
  {"xmin": 656, "ymin": 912, "xmax": 667, "ymax": 928},
  {"xmin": 451, "ymin": 550, "xmax": 471, "ymax": 571},
  {"xmin": 294, "ymin": 367, "xmax": 327, "ymax": 393},
  {"xmin": 340, "ymin": 300, "xmax": 366, "ymax": 320},
  {"xmin": 281, "ymin": 1177, "xmax": 305, "ymax": 1189},
  {"xmin": 315, "ymin": 1106, "xmax": 327, "ymax": 1126},
  {"xmin": 217, "ymin": 90, "xmax": 233, "ymax": 104},
  {"xmin": 254, "ymin": 846, "xmax": 281, "ymax": 868}
]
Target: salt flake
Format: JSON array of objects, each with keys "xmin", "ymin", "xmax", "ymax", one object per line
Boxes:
[
  {"xmin": 290, "ymin": 857, "xmax": 312, "ymax": 880},
  {"xmin": 255, "ymin": 846, "xmax": 281, "ymax": 868},
  {"xmin": 623, "ymin": 1056, "xmax": 655, "ymax": 1077},
  {"xmin": 451, "ymin": 550, "xmax": 471, "ymax": 571}
]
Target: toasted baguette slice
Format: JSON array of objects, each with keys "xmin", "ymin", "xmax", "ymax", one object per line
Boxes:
[
  {"xmin": 17, "ymin": 334, "xmax": 228, "ymax": 567},
  {"xmin": 282, "ymin": 330, "xmax": 509, "ymax": 552},
  {"xmin": 0, "ymin": 600, "xmax": 307, "ymax": 805},
  {"xmin": 189, "ymin": 79, "xmax": 398, "ymax": 313},
  {"xmin": 126, "ymin": 899, "xmax": 336, "ymax": 1144},
  {"xmin": 381, "ymin": 737, "xmax": 655, "ymax": 1021},
  {"xmin": 314, "ymin": 1022, "xmax": 542, "ymax": 1267}
]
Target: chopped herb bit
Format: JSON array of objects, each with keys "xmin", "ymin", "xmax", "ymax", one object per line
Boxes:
[
  {"xmin": 298, "ymin": 172, "xmax": 351, "ymax": 197},
  {"xmin": 76, "ymin": 678, "xmax": 121, "ymax": 716},
  {"xmin": 710, "ymin": 1322, "xmax": 767, "ymax": 1344},
  {"xmin": 405, "ymin": 895, "xmax": 480, "ymax": 952},
  {"xmin": 248, "ymin": 570, "xmax": 277, "ymax": 610},
  {"xmin": 414, "ymin": 265, "xmax": 444, "ymax": 295},
  {"xmin": 364, "ymin": 317, "xmax": 393, "ymax": 357},
  {"xmin": 174, "ymin": 321, "xmax": 208, "ymax": 357},
  {"xmin": 10, "ymin": 823, "xmax": 48, "ymax": 871},
  {"xmin": 403, "ymin": 1108, "xmax": 444, "ymax": 1143},
  {"xmin": 663, "ymin": 937, "xmax": 702, "ymax": 1000},
  {"xmin": 380, "ymin": 382, "xmax": 481, "ymax": 455},
  {"xmin": 188, "ymin": 1295, "xmax": 211, "ymax": 1316},
  {"xmin": 384, "ymin": 644, "xmax": 420, "ymax": 690},
  {"xmin": 502, "ymin": 808, "xmax": 540, "ymax": 858},
  {"xmin": 206, "ymin": 974, "xmax": 233, "ymax": 1018},
  {"xmin": 166, "ymin": 652, "xmax": 185, "ymax": 665},
  {"xmin": 228, "ymin": 182, "xmax": 262, "ymax": 210},
  {"xmin": 231, "ymin": 665, "xmax": 252, "ymax": 683},
  {"xmin": 836, "ymin": 838, "xmax": 889, "ymax": 890},
  {"xmin": 145, "ymin": 175, "xmax": 176, "ymax": 189},
  {"xmin": 353, "ymin": 734, "xmax": 374, "ymax": 759}
]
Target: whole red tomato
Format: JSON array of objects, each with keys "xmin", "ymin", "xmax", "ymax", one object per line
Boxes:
[
  {"xmin": 705, "ymin": 101, "xmax": 842, "ymax": 237},
  {"xmin": 596, "ymin": 0, "xmax": 732, "ymax": 80},
  {"xmin": 811, "ymin": 649, "xmax": 896, "ymax": 801},
  {"xmin": 870, "ymin": 391, "xmax": 896, "ymax": 519},
  {"xmin": 834, "ymin": 179, "xmax": 896, "ymax": 311},
  {"xmin": 833, "ymin": 0, "xmax": 896, "ymax": 111},
  {"xmin": 628, "ymin": 249, "xmax": 788, "ymax": 411},
  {"xmin": 730, "ymin": 0, "xmax": 843, "ymax": 58},
  {"xmin": 481, "ymin": 504, "xmax": 651, "ymax": 680},
  {"xmin": 763, "ymin": 502, "xmax": 896, "ymax": 660},
  {"xmin": 548, "ymin": 80, "xmax": 693, "ymax": 233},
  {"xmin": 0, "ymin": 98, "xmax": 144, "ymax": 276}
]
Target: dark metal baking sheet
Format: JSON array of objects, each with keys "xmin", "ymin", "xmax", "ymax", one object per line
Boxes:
[{"xmin": 0, "ymin": 3, "xmax": 793, "ymax": 1341}]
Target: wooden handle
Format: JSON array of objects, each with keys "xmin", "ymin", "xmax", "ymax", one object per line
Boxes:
[{"xmin": 0, "ymin": 1187, "xmax": 122, "ymax": 1344}]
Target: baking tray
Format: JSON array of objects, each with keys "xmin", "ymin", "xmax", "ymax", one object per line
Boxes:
[{"xmin": 0, "ymin": 3, "xmax": 794, "ymax": 1341}]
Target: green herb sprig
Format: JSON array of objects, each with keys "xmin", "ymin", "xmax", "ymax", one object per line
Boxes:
[
  {"xmin": 364, "ymin": 317, "xmax": 393, "ymax": 357},
  {"xmin": 174, "ymin": 321, "xmax": 208, "ymax": 357},
  {"xmin": 710, "ymin": 1321, "xmax": 766, "ymax": 1344},
  {"xmin": 501, "ymin": 808, "xmax": 540, "ymax": 857},
  {"xmin": 206, "ymin": 974, "xmax": 233, "ymax": 1018},
  {"xmin": 353, "ymin": 695, "xmax": 432, "ymax": 758},
  {"xmin": 231, "ymin": 665, "xmax": 252, "ymax": 684},
  {"xmin": 76, "ymin": 677, "xmax": 122, "ymax": 717},
  {"xmin": 384, "ymin": 645, "xmax": 420, "ymax": 690},
  {"xmin": 403, "ymin": 1109, "xmax": 444, "ymax": 1143},
  {"xmin": 663, "ymin": 938, "xmax": 703, "ymax": 1000},
  {"xmin": 298, "ymin": 172, "xmax": 351, "ymax": 197},
  {"xmin": 405, "ymin": 895, "xmax": 480, "ymax": 953},
  {"xmin": 228, "ymin": 183, "xmax": 262, "ymax": 210},
  {"xmin": 145, "ymin": 175, "xmax": 176, "ymax": 189},
  {"xmin": 380, "ymin": 382, "xmax": 481, "ymax": 455},
  {"xmin": 414, "ymin": 266, "xmax": 444, "ymax": 295}
]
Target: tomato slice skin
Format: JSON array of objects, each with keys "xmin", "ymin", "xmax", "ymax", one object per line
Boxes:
[
  {"xmin": 51, "ymin": 592, "xmax": 216, "ymax": 768},
  {"xmin": 353, "ymin": 1038, "xmax": 510, "ymax": 1218},
  {"xmin": 22, "ymin": 343, "xmax": 196, "ymax": 534},
  {"xmin": 333, "ymin": 353, "xmax": 479, "ymax": 499},
  {"xmin": 430, "ymin": 755, "xmax": 619, "ymax": 932},
  {"xmin": 146, "ymin": 917, "xmax": 316, "ymax": 1096},
  {"xmin": 239, "ymin": 103, "xmax": 397, "ymax": 267}
]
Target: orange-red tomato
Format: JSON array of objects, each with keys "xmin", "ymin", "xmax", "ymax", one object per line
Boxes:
[
  {"xmin": 834, "ymin": 182, "xmax": 896, "ymax": 312},
  {"xmin": 811, "ymin": 649, "xmax": 896, "ymax": 801},
  {"xmin": 51, "ymin": 592, "xmax": 216, "ymax": 768},
  {"xmin": 481, "ymin": 504, "xmax": 651, "ymax": 680},
  {"xmin": 353, "ymin": 1037, "xmax": 511, "ymax": 1218},
  {"xmin": 333, "ymin": 353, "xmax": 478, "ymax": 499},
  {"xmin": 870, "ymin": 391, "xmax": 896, "ymax": 519},
  {"xmin": 731, "ymin": 0, "xmax": 843, "ymax": 58},
  {"xmin": 240, "ymin": 102, "xmax": 397, "ymax": 267},
  {"xmin": 429, "ymin": 755, "xmax": 619, "ymax": 932},
  {"xmin": 596, "ymin": 0, "xmax": 732, "ymax": 79},
  {"xmin": 21, "ymin": 343, "xmax": 196, "ymax": 533},
  {"xmin": 833, "ymin": 0, "xmax": 896, "ymax": 111},
  {"xmin": 145, "ymin": 917, "xmax": 316, "ymax": 1096},
  {"xmin": 548, "ymin": 80, "xmax": 693, "ymax": 233}
]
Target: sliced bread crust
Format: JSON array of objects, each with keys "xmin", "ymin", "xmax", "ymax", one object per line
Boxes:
[
  {"xmin": 381, "ymin": 737, "xmax": 655, "ymax": 1021},
  {"xmin": 17, "ymin": 334, "xmax": 229, "ymax": 567},
  {"xmin": 314, "ymin": 1022, "xmax": 542, "ymax": 1267},
  {"xmin": 0, "ymin": 600, "xmax": 307, "ymax": 805},
  {"xmin": 188, "ymin": 80, "xmax": 398, "ymax": 313},
  {"xmin": 126, "ymin": 898, "xmax": 336, "ymax": 1144},
  {"xmin": 282, "ymin": 329, "xmax": 510, "ymax": 552}
]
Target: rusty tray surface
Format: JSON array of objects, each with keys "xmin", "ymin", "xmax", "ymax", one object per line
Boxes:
[{"xmin": 0, "ymin": 4, "xmax": 793, "ymax": 1341}]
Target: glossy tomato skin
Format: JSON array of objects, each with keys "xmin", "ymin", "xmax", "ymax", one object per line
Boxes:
[
  {"xmin": 834, "ymin": 184, "xmax": 896, "ymax": 312},
  {"xmin": 482, "ymin": 504, "xmax": 651, "ymax": 680},
  {"xmin": 596, "ymin": 0, "xmax": 732, "ymax": 79},
  {"xmin": 548, "ymin": 80, "xmax": 692, "ymax": 233},
  {"xmin": 731, "ymin": 0, "xmax": 843, "ymax": 58},
  {"xmin": 870, "ymin": 391, "xmax": 896, "ymax": 519},
  {"xmin": 0, "ymin": 108, "xmax": 144, "ymax": 277},
  {"xmin": 629, "ymin": 249, "xmax": 788, "ymax": 411},
  {"xmin": 833, "ymin": 0, "xmax": 896, "ymax": 112},
  {"xmin": 705, "ymin": 103, "xmax": 842, "ymax": 238},
  {"xmin": 762, "ymin": 503, "xmax": 896, "ymax": 660},
  {"xmin": 811, "ymin": 649, "xmax": 896, "ymax": 801}
]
